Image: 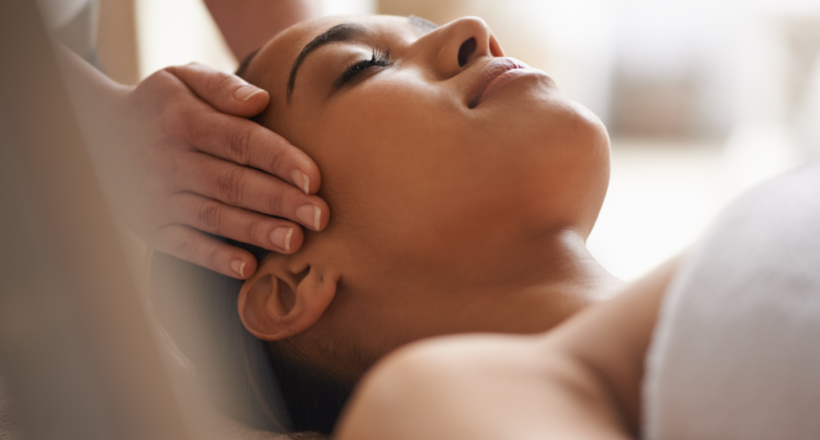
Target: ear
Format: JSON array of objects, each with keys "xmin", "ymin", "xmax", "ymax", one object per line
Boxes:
[{"xmin": 237, "ymin": 258, "xmax": 339, "ymax": 341}]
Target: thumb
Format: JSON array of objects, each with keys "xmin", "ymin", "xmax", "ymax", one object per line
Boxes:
[{"xmin": 166, "ymin": 62, "xmax": 269, "ymax": 117}]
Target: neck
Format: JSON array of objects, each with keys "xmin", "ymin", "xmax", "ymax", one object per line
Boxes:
[
  {"xmin": 444, "ymin": 229, "xmax": 623, "ymax": 335},
  {"xmin": 332, "ymin": 228, "xmax": 623, "ymax": 372}
]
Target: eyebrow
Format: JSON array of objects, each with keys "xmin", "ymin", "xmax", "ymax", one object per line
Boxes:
[
  {"xmin": 286, "ymin": 17, "xmax": 440, "ymax": 103},
  {"xmin": 287, "ymin": 23, "xmax": 366, "ymax": 102}
]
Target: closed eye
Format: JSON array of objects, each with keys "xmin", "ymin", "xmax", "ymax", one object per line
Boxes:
[{"xmin": 334, "ymin": 48, "xmax": 392, "ymax": 88}]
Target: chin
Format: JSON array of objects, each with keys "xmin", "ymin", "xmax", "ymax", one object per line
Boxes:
[
  {"xmin": 569, "ymin": 99, "xmax": 609, "ymax": 141},
  {"xmin": 506, "ymin": 106, "xmax": 610, "ymax": 230}
]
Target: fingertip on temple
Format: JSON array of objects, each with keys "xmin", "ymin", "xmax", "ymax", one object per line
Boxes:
[{"xmin": 230, "ymin": 259, "xmax": 246, "ymax": 277}]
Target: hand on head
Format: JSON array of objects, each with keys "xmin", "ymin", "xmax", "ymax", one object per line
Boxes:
[{"xmin": 91, "ymin": 61, "xmax": 330, "ymax": 279}]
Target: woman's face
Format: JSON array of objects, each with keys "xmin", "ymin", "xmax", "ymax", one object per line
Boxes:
[{"xmin": 241, "ymin": 15, "xmax": 610, "ymax": 367}]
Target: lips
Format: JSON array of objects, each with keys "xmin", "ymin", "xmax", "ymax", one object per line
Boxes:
[{"xmin": 468, "ymin": 57, "xmax": 533, "ymax": 109}]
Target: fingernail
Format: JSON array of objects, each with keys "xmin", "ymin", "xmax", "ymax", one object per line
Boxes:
[
  {"xmin": 270, "ymin": 227, "xmax": 294, "ymax": 252},
  {"xmin": 291, "ymin": 170, "xmax": 310, "ymax": 195},
  {"xmin": 296, "ymin": 204, "xmax": 322, "ymax": 231},
  {"xmin": 231, "ymin": 260, "xmax": 246, "ymax": 278},
  {"xmin": 234, "ymin": 85, "xmax": 265, "ymax": 102}
]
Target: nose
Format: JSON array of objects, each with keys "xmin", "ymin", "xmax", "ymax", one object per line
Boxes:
[{"xmin": 417, "ymin": 17, "xmax": 503, "ymax": 80}]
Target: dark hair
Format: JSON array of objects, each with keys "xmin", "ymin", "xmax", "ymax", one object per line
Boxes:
[{"xmin": 150, "ymin": 240, "xmax": 354, "ymax": 436}]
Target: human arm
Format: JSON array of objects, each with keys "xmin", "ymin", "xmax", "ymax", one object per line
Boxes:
[
  {"xmin": 203, "ymin": 0, "xmax": 320, "ymax": 61},
  {"xmin": 56, "ymin": 44, "xmax": 329, "ymax": 279},
  {"xmin": 335, "ymin": 258, "xmax": 680, "ymax": 440}
]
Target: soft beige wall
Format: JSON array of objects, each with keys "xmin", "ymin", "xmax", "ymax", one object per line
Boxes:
[
  {"xmin": 136, "ymin": 0, "xmax": 237, "ymax": 79},
  {"xmin": 378, "ymin": 0, "xmax": 465, "ymax": 25}
]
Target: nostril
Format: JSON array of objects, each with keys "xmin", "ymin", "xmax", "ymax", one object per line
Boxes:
[{"xmin": 458, "ymin": 37, "xmax": 477, "ymax": 67}]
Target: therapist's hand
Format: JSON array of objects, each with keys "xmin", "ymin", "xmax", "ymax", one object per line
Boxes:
[
  {"xmin": 55, "ymin": 41, "xmax": 332, "ymax": 279},
  {"xmin": 110, "ymin": 63, "xmax": 329, "ymax": 278}
]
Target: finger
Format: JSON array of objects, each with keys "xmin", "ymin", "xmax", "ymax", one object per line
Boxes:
[
  {"xmin": 166, "ymin": 62, "xmax": 269, "ymax": 118},
  {"xmin": 175, "ymin": 152, "xmax": 329, "ymax": 231},
  {"xmin": 191, "ymin": 111, "xmax": 322, "ymax": 196},
  {"xmin": 169, "ymin": 192, "xmax": 304, "ymax": 254},
  {"xmin": 153, "ymin": 224, "xmax": 258, "ymax": 279}
]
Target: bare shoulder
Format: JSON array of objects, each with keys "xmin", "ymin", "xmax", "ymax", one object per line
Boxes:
[
  {"xmin": 539, "ymin": 256, "xmax": 681, "ymax": 432},
  {"xmin": 335, "ymin": 259, "xmax": 681, "ymax": 440},
  {"xmin": 335, "ymin": 333, "xmax": 548, "ymax": 440}
]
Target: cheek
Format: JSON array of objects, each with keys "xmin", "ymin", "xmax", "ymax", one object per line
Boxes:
[
  {"xmin": 472, "ymin": 89, "xmax": 611, "ymax": 227},
  {"xmin": 304, "ymin": 79, "xmax": 518, "ymax": 260},
  {"xmin": 292, "ymin": 75, "xmax": 610, "ymax": 270}
]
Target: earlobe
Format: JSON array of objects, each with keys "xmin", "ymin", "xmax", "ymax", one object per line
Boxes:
[{"xmin": 238, "ymin": 262, "xmax": 339, "ymax": 341}]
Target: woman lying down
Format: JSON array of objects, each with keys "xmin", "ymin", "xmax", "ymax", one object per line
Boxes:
[
  {"xmin": 151, "ymin": 13, "xmax": 819, "ymax": 439},
  {"xmin": 337, "ymin": 161, "xmax": 820, "ymax": 440},
  {"xmin": 153, "ymin": 13, "xmax": 618, "ymax": 436}
]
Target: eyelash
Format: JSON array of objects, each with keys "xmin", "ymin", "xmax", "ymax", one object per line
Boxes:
[{"xmin": 338, "ymin": 48, "xmax": 392, "ymax": 86}]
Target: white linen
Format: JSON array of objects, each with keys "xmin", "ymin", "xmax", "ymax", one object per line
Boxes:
[{"xmin": 643, "ymin": 162, "xmax": 820, "ymax": 440}]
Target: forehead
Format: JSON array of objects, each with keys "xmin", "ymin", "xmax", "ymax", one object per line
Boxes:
[{"xmin": 248, "ymin": 15, "xmax": 425, "ymax": 100}]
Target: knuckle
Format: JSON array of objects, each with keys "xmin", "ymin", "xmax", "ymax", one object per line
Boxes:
[
  {"xmin": 208, "ymin": 246, "xmax": 223, "ymax": 273},
  {"xmin": 197, "ymin": 200, "xmax": 224, "ymax": 233},
  {"xmin": 144, "ymin": 69, "xmax": 168, "ymax": 85},
  {"xmin": 204, "ymin": 70, "xmax": 234, "ymax": 95},
  {"xmin": 217, "ymin": 167, "xmax": 246, "ymax": 205},
  {"xmin": 148, "ymin": 69, "xmax": 181, "ymax": 93},
  {"xmin": 167, "ymin": 62, "xmax": 203, "ymax": 81},
  {"xmin": 245, "ymin": 219, "xmax": 263, "ymax": 242},
  {"xmin": 216, "ymin": 71, "xmax": 237, "ymax": 90},
  {"xmin": 265, "ymin": 187, "xmax": 294, "ymax": 217},
  {"xmin": 227, "ymin": 127, "xmax": 253, "ymax": 164},
  {"xmin": 136, "ymin": 71, "xmax": 166, "ymax": 97},
  {"xmin": 265, "ymin": 146, "xmax": 285, "ymax": 173},
  {"xmin": 174, "ymin": 233, "xmax": 198, "ymax": 263},
  {"xmin": 141, "ymin": 83, "xmax": 192, "ymax": 126},
  {"xmin": 267, "ymin": 190, "xmax": 286, "ymax": 216}
]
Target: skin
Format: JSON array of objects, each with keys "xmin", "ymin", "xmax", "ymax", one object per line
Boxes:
[
  {"xmin": 336, "ymin": 257, "xmax": 680, "ymax": 440},
  {"xmin": 235, "ymin": 15, "xmax": 623, "ymax": 380}
]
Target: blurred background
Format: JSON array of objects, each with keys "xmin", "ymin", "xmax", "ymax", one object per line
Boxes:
[{"xmin": 98, "ymin": 0, "xmax": 820, "ymax": 281}]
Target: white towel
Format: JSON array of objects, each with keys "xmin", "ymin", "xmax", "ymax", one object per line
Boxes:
[{"xmin": 643, "ymin": 162, "xmax": 820, "ymax": 440}]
